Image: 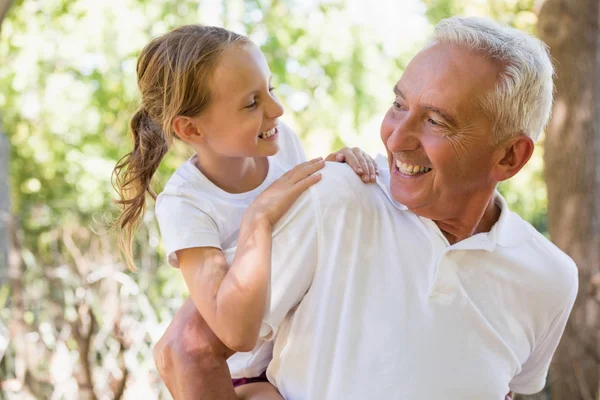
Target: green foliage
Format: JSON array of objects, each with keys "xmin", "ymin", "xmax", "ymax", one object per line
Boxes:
[
  {"xmin": 423, "ymin": 0, "xmax": 537, "ymax": 31},
  {"xmin": 423, "ymin": 0, "xmax": 463, "ymax": 24},
  {"xmin": 487, "ymin": 0, "xmax": 537, "ymax": 32}
]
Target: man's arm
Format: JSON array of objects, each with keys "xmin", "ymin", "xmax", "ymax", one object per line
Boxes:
[
  {"xmin": 153, "ymin": 297, "xmax": 237, "ymax": 400},
  {"xmin": 508, "ymin": 259, "xmax": 578, "ymax": 395}
]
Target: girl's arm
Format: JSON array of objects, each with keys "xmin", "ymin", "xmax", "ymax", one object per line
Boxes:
[
  {"xmin": 178, "ymin": 158, "xmax": 325, "ymax": 352},
  {"xmin": 178, "ymin": 217, "xmax": 270, "ymax": 352}
]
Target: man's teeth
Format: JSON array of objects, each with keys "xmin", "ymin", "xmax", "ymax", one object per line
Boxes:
[
  {"xmin": 259, "ymin": 127, "xmax": 277, "ymax": 139},
  {"xmin": 396, "ymin": 160, "xmax": 432, "ymax": 175}
]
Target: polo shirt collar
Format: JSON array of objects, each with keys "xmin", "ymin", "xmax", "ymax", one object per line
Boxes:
[
  {"xmin": 443, "ymin": 192, "xmax": 535, "ymax": 251},
  {"xmin": 492, "ymin": 192, "xmax": 535, "ymax": 248},
  {"xmin": 409, "ymin": 192, "xmax": 534, "ymax": 252}
]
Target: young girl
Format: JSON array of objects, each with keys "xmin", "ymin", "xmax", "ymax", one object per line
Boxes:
[{"xmin": 113, "ymin": 25, "xmax": 377, "ymax": 399}]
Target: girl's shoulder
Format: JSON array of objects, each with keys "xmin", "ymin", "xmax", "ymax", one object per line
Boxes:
[{"xmin": 156, "ymin": 157, "xmax": 219, "ymax": 214}]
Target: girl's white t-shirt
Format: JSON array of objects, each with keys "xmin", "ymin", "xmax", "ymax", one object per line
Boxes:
[{"xmin": 155, "ymin": 122, "xmax": 306, "ymax": 379}]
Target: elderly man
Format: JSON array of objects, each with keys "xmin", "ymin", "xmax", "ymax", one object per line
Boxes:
[{"xmin": 154, "ymin": 17, "xmax": 578, "ymax": 399}]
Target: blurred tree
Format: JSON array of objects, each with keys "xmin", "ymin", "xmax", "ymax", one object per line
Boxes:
[
  {"xmin": 422, "ymin": 0, "xmax": 464, "ymax": 24},
  {"xmin": 538, "ymin": 1, "xmax": 600, "ymax": 399},
  {"xmin": 0, "ymin": 0, "xmax": 13, "ymax": 281},
  {"xmin": 0, "ymin": 1, "xmax": 14, "ymax": 391},
  {"xmin": 0, "ymin": 0, "xmax": 12, "ymax": 22}
]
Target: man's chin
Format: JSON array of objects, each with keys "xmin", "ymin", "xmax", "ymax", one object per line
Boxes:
[{"xmin": 390, "ymin": 187, "xmax": 421, "ymax": 209}]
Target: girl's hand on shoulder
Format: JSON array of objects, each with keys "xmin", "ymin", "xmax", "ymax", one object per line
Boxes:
[
  {"xmin": 325, "ymin": 147, "xmax": 378, "ymax": 183},
  {"xmin": 246, "ymin": 157, "xmax": 325, "ymax": 226}
]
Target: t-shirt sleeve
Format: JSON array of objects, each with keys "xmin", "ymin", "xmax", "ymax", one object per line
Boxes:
[
  {"xmin": 276, "ymin": 122, "xmax": 307, "ymax": 167},
  {"xmin": 155, "ymin": 193, "xmax": 221, "ymax": 267},
  {"xmin": 509, "ymin": 263, "xmax": 578, "ymax": 394},
  {"xmin": 259, "ymin": 188, "xmax": 319, "ymax": 340}
]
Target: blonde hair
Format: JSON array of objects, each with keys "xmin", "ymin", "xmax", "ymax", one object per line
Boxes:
[
  {"xmin": 113, "ymin": 25, "xmax": 249, "ymax": 270},
  {"xmin": 433, "ymin": 17, "xmax": 554, "ymax": 145}
]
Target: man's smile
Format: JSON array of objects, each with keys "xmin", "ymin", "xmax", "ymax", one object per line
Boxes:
[{"xmin": 394, "ymin": 159, "xmax": 433, "ymax": 176}]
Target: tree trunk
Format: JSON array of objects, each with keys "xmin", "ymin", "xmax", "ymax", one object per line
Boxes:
[
  {"xmin": 0, "ymin": 0, "xmax": 12, "ymax": 25},
  {"xmin": 538, "ymin": 1, "xmax": 600, "ymax": 399}
]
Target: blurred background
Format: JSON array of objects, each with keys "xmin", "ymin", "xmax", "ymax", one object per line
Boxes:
[{"xmin": 0, "ymin": 0, "xmax": 598, "ymax": 399}]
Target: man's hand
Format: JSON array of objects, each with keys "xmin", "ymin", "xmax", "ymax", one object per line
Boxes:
[{"xmin": 154, "ymin": 297, "xmax": 237, "ymax": 400}]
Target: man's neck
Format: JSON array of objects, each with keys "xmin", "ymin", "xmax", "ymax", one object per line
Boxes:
[{"xmin": 434, "ymin": 194, "xmax": 501, "ymax": 245}]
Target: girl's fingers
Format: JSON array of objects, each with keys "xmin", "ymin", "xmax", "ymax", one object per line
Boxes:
[
  {"xmin": 300, "ymin": 158, "xmax": 325, "ymax": 177},
  {"xmin": 286, "ymin": 158, "xmax": 325, "ymax": 182},
  {"xmin": 348, "ymin": 148, "xmax": 371, "ymax": 182},
  {"xmin": 340, "ymin": 150, "xmax": 363, "ymax": 176},
  {"xmin": 364, "ymin": 154, "xmax": 377, "ymax": 182},
  {"xmin": 292, "ymin": 172, "xmax": 322, "ymax": 194},
  {"xmin": 324, "ymin": 152, "xmax": 344, "ymax": 162}
]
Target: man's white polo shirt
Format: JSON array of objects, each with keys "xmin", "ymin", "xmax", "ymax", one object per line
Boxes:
[{"xmin": 260, "ymin": 161, "xmax": 578, "ymax": 400}]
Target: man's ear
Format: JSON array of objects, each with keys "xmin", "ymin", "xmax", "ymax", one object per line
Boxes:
[
  {"xmin": 173, "ymin": 116, "xmax": 202, "ymax": 144},
  {"xmin": 492, "ymin": 134, "xmax": 535, "ymax": 182}
]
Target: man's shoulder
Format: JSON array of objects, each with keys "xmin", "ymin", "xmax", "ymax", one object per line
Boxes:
[
  {"xmin": 277, "ymin": 163, "xmax": 366, "ymax": 218},
  {"xmin": 273, "ymin": 162, "xmax": 391, "ymax": 232},
  {"xmin": 307, "ymin": 161, "xmax": 408, "ymax": 219},
  {"xmin": 313, "ymin": 162, "xmax": 383, "ymax": 200},
  {"xmin": 530, "ymin": 229, "xmax": 578, "ymax": 294},
  {"xmin": 318, "ymin": 161, "xmax": 365, "ymax": 187},
  {"xmin": 506, "ymin": 213, "xmax": 578, "ymax": 303}
]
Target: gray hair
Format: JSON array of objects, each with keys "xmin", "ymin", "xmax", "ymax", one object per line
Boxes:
[{"xmin": 432, "ymin": 17, "xmax": 554, "ymax": 145}]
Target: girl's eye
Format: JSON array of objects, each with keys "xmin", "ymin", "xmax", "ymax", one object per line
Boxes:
[
  {"xmin": 269, "ymin": 86, "xmax": 275, "ymax": 92},
  {"xmin": 246, "ymin": 100, "xmax": 257, "ymax": 109}
]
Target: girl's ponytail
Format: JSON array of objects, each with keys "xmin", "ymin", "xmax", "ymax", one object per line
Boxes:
[{"xmin": 113, "ymin": 109, "xmax": 168, "ymax": 270}]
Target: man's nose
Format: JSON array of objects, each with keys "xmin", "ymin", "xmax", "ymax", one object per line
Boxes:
[{"xmin": 386, "ymin": 114, "xmax": 421, "ymax": 152}]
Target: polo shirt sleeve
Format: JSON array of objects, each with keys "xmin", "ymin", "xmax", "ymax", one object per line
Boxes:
[
  {"xmin": 259, "ymin": 187, "xmax": 319, "ymax": 340},
  {"xmin": 155, "ymin": 193, "xmax": 221, "ymax": 268},
  {"xmin": 509, "ymin": 264, "xmax": 578, "ymax": 394}
]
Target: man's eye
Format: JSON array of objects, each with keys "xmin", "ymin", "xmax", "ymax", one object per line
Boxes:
[
  {"xmin": 427, "ymin": 118, "xmax": 440, "ymax": 126},
  {"xmin": 393, "ymin": 101, "xmax": 405, "ymax": 110}
]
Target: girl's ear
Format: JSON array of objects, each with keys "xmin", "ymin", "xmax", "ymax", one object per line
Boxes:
[{"xmin": 173, "ymin": 116, "xmax": 202, "ymax": 144}]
